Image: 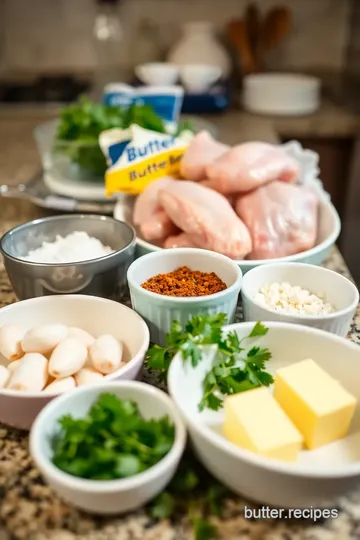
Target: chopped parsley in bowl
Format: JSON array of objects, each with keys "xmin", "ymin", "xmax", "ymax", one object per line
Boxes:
[
  {"xmin": 51, "ymin": 392, "xmax": 176, "ymax": 480},
  {"xmin": 29, "ymin": 381, "xmax": 186, "ymax": 514}
]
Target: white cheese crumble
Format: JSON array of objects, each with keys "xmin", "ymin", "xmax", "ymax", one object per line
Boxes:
[
  {"xmin": 254, "ymin": 282, "xmax": 335, "ymax": 316},
  {"xmin": 23, "ymin": 231, "xmax": 114, "ymax": 263}
]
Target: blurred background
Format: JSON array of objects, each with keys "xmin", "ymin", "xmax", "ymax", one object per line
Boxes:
[{"xmin": 0, "ymin": 0, "xmax": 360, "ymax": 279}]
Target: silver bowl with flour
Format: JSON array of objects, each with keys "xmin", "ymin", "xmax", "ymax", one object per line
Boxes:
[{"xmin": 0, "ymin": 214, "xmax": 136, "ymax": 300}]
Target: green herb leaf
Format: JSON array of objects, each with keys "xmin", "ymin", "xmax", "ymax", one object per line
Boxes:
[
  {"xmin": 148, "ymin": 450, "xmax": 228, "ymax": 538},
  {"xmin": 115, "ymin": 454, "xmax": 143, "ymax": 477},
  {"xmin": 147, "ymin": 316, "xmax": 273, "ymax": 411},
  {"xmin": 149, "ymin": 492, "xmax": 176, "ymax": 519},
  {"xmin": 146, "ymin": 314, "xmax": 230, "ymax": 375},
  {"xmin": 55, "ymin": 96, "xmax": 169, "ymax": 175},
  {"xmin": 51, "ymin": 393, "xmax": 175, "ymax": 481},
  {"xmin": 200, "ymin": 392, "xmax": 223, "ymax": 412},
  {"xmin": 147, "ymin": 345, "xmax": 172, "ymax": 371},
  {"xmin": 248, "ymin": 321, "xmax": 269, "ymax": 337},
  {"xmin": 193, "ymin": 517, "xmax": 217, "ymax": 540}
]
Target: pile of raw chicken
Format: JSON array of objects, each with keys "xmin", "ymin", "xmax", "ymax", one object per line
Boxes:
[{"xmin": 133, "ymin": 131, "xmax": 319, "ymax": 260}]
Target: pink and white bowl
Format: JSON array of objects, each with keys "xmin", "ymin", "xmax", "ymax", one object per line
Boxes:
[{"xmin": 0, "ymin": 295, "xmax": 150, "ymax": 429}]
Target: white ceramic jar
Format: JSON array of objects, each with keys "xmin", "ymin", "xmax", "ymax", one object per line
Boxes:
[{"xmin": 168, "ymin": 22, "xmax": 231, "ymax": 77}]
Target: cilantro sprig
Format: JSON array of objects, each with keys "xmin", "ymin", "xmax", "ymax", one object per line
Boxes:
[
  {"xmin": 148, "ymin": 450, "xmax": 228, "ymax": 540},
  {"xmin": 51, "ymin": 393, "xmax": 175, "ymax": 480},
  {"xmin": 147, "ymin": 315, "xmax": 273, "ymax": 411}
]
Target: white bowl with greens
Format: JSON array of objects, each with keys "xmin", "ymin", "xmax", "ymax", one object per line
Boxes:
[
  {"xmin": 30, "ymin": 381, "xmax": 186, "ymax": 515},
  {"xmin": 165, "ymin": 318, "xmax": 360, "ymax": 508}
]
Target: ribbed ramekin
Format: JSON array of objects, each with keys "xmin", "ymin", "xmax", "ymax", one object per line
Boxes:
[{"xmin": 127, "ymin": 248, "xmax": 243, "ymax": 345}]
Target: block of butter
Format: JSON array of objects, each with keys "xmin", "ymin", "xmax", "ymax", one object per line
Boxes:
[
  {"xmin": 224, "ymin": 387, "xmax": 303, "ymax": 462},
  {"xmin": 274, "ymin": 359, "xmax": 357, "ymax": 450}
]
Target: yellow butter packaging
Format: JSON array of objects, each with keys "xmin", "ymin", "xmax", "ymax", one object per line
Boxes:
[{"xmin": 101, "ymin": 124, "xmax": 190, "ymax": 196}]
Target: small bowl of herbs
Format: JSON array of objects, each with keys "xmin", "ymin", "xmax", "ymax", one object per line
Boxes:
[
  {"xmin": 29, "ymin": 381, "xmax": 186, "ymax": 515},
  {"xmin": 34, "ymin": 96, "xmax": 195, "ymax": 184}
]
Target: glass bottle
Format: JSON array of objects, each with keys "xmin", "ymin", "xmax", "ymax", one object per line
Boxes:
[{"xmin": 91, "ymin": 0, "xmax": 128, "ymax": 100}]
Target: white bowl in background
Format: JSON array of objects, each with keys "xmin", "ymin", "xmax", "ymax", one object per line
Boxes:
[
  {"xmin": 114, "ymin": 196, "xmax": 341, "ymax": 275},
  {"xmin": 30, "ymin": 381, "xmax": 186, "ymax": 514},
  {"xmin": 127, "ymin": 248, "xmax": 242, "ymax": 345},
  {"xmin": 0, "ymin": 295, "xmax": 149, "ymax": 430},
  {"xmin": 242, "ymin": 73, "xmax": 321, "ymax": 116},
  {"xmin": 241, "ymin": 263, "xmax": 359, "ymax": 337},
  {"xmin": 135, "ymin": 63, "xmax": 179, "ymax": 86},
  {"xmin": 168, "ymin": 321, "xmax": 360, "ymax": 508},
  {"xmin": 180, "ymin": 64, "xmax": 221, "ymax": 93}
]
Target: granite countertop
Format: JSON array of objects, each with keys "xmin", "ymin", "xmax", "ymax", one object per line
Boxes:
[{"xmin": 0, "ymin": 198, "xmax": 360, "ymax": 540}]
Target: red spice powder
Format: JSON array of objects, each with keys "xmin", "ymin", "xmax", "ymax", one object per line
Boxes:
[{"xmin": 141, "ymin": 266, "xmax": 227, "ymax": 297}]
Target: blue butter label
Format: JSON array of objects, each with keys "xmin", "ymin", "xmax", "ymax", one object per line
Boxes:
[{"xmin": 103, "ymin": 84, "xmax": 184, "ymax": 124}]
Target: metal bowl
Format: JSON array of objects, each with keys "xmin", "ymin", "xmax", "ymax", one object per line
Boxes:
[{"xmin": 0, "ymin": 215, "xmax": 136, "ymax": 300}]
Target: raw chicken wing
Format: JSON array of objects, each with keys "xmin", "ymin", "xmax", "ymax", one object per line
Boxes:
[
  {"xmin": 180, "ymin": 131, "xmax": 229, "ymax": 182},
  {"xmin": 205, "ymin": 142, "xmax": 299, "ymax": 194},
  {"xmin": 159, "ymin": 181, "xmax": 252, "ymax": 259},
  {"xmin": 164, "ymin": 233, "xmax": 198, "ymax": 249},
  {"xmin": 133, "ymin": 177, "xmax": 178, "ymax": 240},
  {"xmin": 235, "ymin": 181, "xmax": 318, "ymax": 259}
]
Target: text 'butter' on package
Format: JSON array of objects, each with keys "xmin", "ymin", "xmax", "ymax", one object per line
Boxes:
[{"xmin": 102, "ymin": 124, "xmax": 189, "ymax": 196}]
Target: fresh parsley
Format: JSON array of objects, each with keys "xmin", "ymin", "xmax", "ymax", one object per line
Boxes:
[
  {"xmin": 51, "ymin": 393, "xmax": 175, "ymax": 480},
  {"xmin": 148, "ymin": 450, "xmax": 228, "ymax": 540},
  {"xmin": 55, "ymin": 96, "xmax": 167, "ymax": 175},
  {"xmin": 147, "ymin": 316, "xmax": 273, "ymax": 411},
  {"xmin": 55, "ymin": 95, "xmax": 194, "ymax": 175}
]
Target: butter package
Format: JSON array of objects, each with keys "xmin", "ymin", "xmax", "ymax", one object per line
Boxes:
[
  {"xmin": 103, "ymin": 83, "xmax": 184, "ymax": 127},
  {"xmin": 101, "ymin": 125, "xmax": 189, "ymax": 196}
]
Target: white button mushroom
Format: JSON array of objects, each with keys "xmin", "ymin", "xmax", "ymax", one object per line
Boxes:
[
  {"xmin": 7, "ymin": 359, "xmax": 21, "ymax": 375},
  {"xmin": 89, "ymin": 335, "xmax": 123, "ymax": 374},
  {"xmin": 43, "ymin": 376, "xmax": 76, "ymax": 393},
  {"xmin": 21, "ymin": 324, "xmax": 68, "ymax": 355},
  {"xmin": 7, "ymin": 353, "xmax": 48, "ymax": 392},
  {"xmin": 0, "ymin": 365, "xmax": 10, "ymax": 388},
  {"xmin": 75, "ymin": 367, "xmax": 104, "ymax": 386},
  {"xmin": 49, "ymin": 338, "xmax": 87, "ymax": 378},
  {"xmin": 67, "ymin": 327, "xmax": 95, "ymax": 348},
  {"xmin": 0, "ymin": 324, "xmax": 24, "ymax": 361}
]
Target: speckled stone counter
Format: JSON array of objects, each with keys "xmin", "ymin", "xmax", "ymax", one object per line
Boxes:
[{"xmin": 0, "ymin": 198, "xmax": 360, "ymax": 540}]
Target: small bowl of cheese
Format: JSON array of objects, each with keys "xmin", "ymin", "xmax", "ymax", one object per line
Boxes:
[{"xmin": 241, "ymin": 262, "xmax": 359, "ymax": 337}]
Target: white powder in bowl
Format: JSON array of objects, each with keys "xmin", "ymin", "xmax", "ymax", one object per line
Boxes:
[{"xmin": 23, "ymin": 231, "xmax": 114, "ymax": 263}]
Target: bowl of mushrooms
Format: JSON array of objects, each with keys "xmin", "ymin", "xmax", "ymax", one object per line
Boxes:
[{"xmin": 0, "ymin": 295, "xmax": 150, "ymax": 429}]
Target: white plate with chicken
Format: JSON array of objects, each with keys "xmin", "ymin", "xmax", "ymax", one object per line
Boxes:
[{"xmin": 113, "ymin": 133, "xmax": 341, "ymax": 274}]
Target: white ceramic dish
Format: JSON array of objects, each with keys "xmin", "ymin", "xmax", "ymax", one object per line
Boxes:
[
  {"xmin": 168, "ymin": 321, "xmax": 360, "ymax": 508},
  {"xmin": 44, "ymin": 170, "xmax": 108, "ymax": 202},
  {"xmin": 127, "ymin": 247, "xmax": 242, "ymax": 345},
  {"xmin": 180, "ymin": 64, "xmax": 221, "ymax": 93},
  {"xmin": 241, "ymin": 263, "xmax": 359, "ymax": 337},
  {"xmin": 0, "ymin": 295, "xmax": 149, "ymax": 430},
  {"xmin": 30, "ymin": 381, "xmax": 186, "ymax": 514},
  {"xmin": 135, "ymin": 63, "xmax": 179, "ymax": 86},
  {"xmin": 242, "ymin": 73, "xmax": 321, "ymax": 116},
  {"xmin": 114, "ymin": 196, "xmax": 341, "ymax": 275}
]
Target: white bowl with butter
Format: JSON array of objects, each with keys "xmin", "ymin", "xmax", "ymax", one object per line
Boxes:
[
  {"xmin": 168, "ymin": 321, "xmax": 360, "ymax": 508},
  {"xmin": 241, "ymin": 262, "xmax": 359, "ymax": 336}
]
